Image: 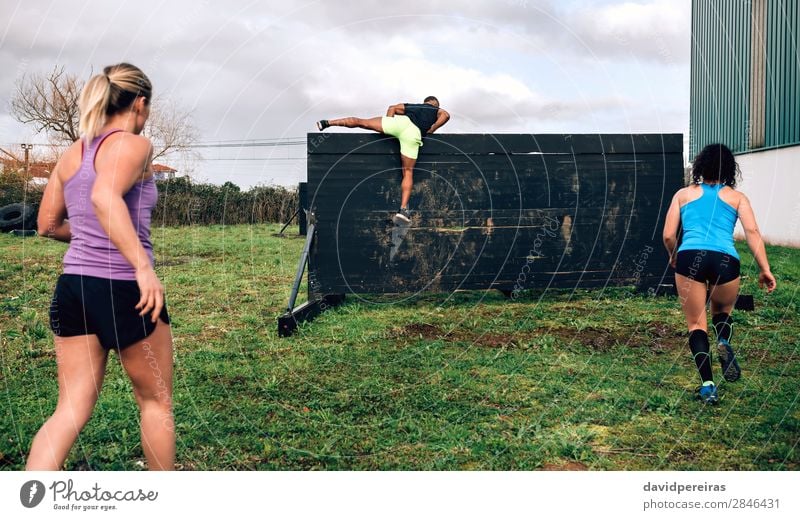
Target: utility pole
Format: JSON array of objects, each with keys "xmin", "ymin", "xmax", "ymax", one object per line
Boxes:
[
  {"xmin": 0, "ymin": 147, "xmax": 20, "ymax": 162},
  {"xmin": 21, "ymin": 143, "xmax": 33, "ymax": 177}
]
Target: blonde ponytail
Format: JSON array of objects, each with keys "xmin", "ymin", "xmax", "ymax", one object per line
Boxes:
[
  {"xmin": 78, "ymin": 74, "xmax": 112, "ymax": 142},
  {"xmin": 78, "ymin": 63, "xmax": 153, "ymax": 143}
]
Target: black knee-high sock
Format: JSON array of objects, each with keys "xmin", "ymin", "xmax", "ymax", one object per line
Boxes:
[
  {"xmin": 689, "ymin": 329, "xmax": 713, "ymax": 382},
  {"xmin": 712, "ymin": 313, "xmax": 733, "ymax": 344}
]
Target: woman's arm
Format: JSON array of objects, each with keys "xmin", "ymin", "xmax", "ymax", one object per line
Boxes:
[
  {"xmin": 737, "ymin": 193, "xmax": 776, "ymax": 292},
  {"xmin": 91, "ymin": 133, "xmax": 165, "ymax": 321},
  {"xmin": 662, "ymin": 191, "xmax": 681, "ymax": 268},
  {"xmin": 37, "ymin": 162, "xmax": 71, "ymax": 242},
  {"xmin": 427, "ymin": 109, "xmax": 450, "ymax": 134}
]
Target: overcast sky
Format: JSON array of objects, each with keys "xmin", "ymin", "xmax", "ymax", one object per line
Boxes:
[{"xmin": 0, "ymin": 0, "xmax": 690, "ymax": 188}]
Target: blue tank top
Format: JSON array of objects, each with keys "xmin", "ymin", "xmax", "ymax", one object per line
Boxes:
[{"xmin": 677, "ymin": 183, "xmax": 739, "ymax": 259}]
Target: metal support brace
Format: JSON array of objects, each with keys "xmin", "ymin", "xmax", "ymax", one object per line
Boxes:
[{"xmin": 277, "ymin": 223, "xmax": 345, "ymax": 336}]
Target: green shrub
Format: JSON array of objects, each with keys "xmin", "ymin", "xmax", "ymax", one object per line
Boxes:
[
  {"xmin": 0, "ymin": 170, "xmax": 44, "ymax": 207},
  {"xmin": 0, "ymin": 173, "xmax": 298, "ymax": 225},
  {"xmin": 154, "ymin": 177, "xmax": 298, "ymax": 225}
]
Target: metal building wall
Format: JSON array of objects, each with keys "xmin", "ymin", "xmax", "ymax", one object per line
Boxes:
[
  {"xmin": 691, "ymin": 0, "xmax": 800, "ymax": 157},
  {"xmin": 765, "ymin": 0, "xmax": 800, "ymax": 148},
  {"xmin": 690, "ymin": 0, "xmax": 752, "ymax": 158}
]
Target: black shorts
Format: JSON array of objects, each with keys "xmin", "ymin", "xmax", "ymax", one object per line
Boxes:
[
  {"xmin": 49, "ymin": 274, "xmax": 170, "ymax": 350},
  {"xmin": 675, "ymin": 249, "xmax": 741, "ymax": 285}
]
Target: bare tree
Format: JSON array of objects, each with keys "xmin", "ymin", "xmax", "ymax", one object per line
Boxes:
[
  {"xmin": 11, "ymin": 66, "xmax": 81, "ymax": 142},
  {"xmin": 10, "ymin": 65, "xmax": 196, "ymax": 162},
  {"xmin": 143, "ymin": 98, "xmax": 198, "ymax": 162}
]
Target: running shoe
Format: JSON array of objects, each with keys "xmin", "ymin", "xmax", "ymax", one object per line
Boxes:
[
  {"xmin": 717, "ymin": 339, "xmax": 741, "ymax": 382},
  {"xmin": 393, "ymin": 207, "xmax": 411, "ymax": 224},
  {"xmin": 316, "ymin": 120, "xmax": 330, "ymax": 131},
  {"xmin": 696, "ymin": 383, "xmax": 719, "ymax": 405}
]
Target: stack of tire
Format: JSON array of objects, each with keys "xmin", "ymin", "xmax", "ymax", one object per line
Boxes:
[{"xmin": 0, "ymin": 203, "xmax": 38, "ymax": 234}]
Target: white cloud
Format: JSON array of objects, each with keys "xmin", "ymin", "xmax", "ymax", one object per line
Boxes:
[
  {"xmin": 0, "ymin": 0, "xmax": 690, "ymax": 185},
  {"xmin": 566, "ymin": 0, "xmax": 691, "ymax": 64}
]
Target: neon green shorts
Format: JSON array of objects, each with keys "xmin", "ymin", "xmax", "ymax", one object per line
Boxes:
[{"xmin": 381, "ymin": 115, "xmax": 422, "ymax": 159}]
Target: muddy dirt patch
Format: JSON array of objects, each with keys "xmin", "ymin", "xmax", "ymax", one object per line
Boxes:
[
  {"xmin": 393, "ymin": 323, "xmax": 520, "ymax": 348},
  {"xmin": 541, "ymin": 460, "xmax": 588, "ymax": 471},
  {"xmin": 397, "ymin": 323, "xmax": 444, "ymax": 340}
]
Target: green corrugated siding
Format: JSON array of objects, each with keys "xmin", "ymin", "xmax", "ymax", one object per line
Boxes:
[
  {"xmin": 689, "ymin": 0, "xmax": 751, "ymax": 158},
  {"xmin": 765, "ymin": 0, "xmax": 800, "ymax": 148},
  {"xmin": 691, "ymin": 0, "xmax": 800, "ymax": 157}
]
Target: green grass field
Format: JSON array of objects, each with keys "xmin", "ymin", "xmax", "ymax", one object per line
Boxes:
[{"xmin": 1, "ymin": 224, "xmax": 798, "ymax": 470}]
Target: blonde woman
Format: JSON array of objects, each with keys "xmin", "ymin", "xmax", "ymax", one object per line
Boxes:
[{"xmin": 28, "ymin": 63, "xmax": 174, "ymax": 470}]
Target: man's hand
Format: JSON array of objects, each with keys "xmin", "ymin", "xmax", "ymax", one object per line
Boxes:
[{"xmin": 429, "ymin": 109, "xmax": 450, "ymax": 135}]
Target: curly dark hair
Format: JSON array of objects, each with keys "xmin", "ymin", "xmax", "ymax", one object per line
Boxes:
[{"xmin": 691, "ymin": 143, "xmax": 741, "ymax": 187}]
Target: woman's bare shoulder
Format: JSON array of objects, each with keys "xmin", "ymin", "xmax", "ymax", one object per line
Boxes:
[
  {"xmin": 675, "ymin": 184, "xmax": 701, "ymax": 204},
  {"xmin": 102, "ymin": 131, "xmax": 151, "ymax": 152},
  {"xmin": 96, "ymin": 132, "xmax": 152, "ymax": 166},
  {"xmin": 55, "ymin": 140, "xmax": 86, "ymax": 182},
  {"xmin": 719, "ymin": 185, "xmax": 744, "ymax": 208}
]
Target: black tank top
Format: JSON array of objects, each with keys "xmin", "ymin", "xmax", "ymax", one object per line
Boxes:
[{"xmin": 403, "ymin": 103, "xmax": 439, "ymax": 136}]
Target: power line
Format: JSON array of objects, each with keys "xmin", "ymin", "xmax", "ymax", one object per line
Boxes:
[
  {"xmin": 194, "ymin": 136, "xmax": 306, "ymax": 142},
  {"xmin": 201, "ymin": 157, "xmax": 305, "ymax": 161},
  {"xmin": 1, "ymin": 137, "xmax": 310, "ymax": 150},
  {"xmin": 189, "ymin": 136, "xmax": 307, "ymax": 145},
  {"xmin": 187, "ymin": 139, "xmax": 307, "ymax": 149}
]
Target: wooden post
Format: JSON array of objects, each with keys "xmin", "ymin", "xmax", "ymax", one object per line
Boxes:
[{"xmin": 21, "ymin": 143, "xmax": 33, "ymax": 177}]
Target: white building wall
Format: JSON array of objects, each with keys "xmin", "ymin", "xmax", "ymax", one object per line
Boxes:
[{"xmin": 734, "ymin": 145, "xmax": 800, "ymax": 247}]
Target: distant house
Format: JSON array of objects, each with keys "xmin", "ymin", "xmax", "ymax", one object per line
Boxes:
[
  {"xmin": 152, "ymin": 163, "xmax": 179, "ymax": 181},
  {"xmin": 27, "ymin": 161, "xmax": 56, "ymax": 187},
  {"xmin": 0, "ymin": 158, "xmax": 54, "ymax": 188},
  {"xmin": 2, "ymin": 159, "xmax": 182, "ymax": 185}
]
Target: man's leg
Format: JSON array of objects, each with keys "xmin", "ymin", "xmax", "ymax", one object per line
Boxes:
[
  {"xmin": 327, "ymin": 116, "xmax": 384, "ymax": 132},
  {"xmin": 399, "ymin": 154, "xmax": 416, "ymax": 209}
]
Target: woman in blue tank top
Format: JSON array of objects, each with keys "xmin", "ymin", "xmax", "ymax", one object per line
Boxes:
[{"xmin": 663, "ymin": 144, "xmax": 776, "ymax": 404}]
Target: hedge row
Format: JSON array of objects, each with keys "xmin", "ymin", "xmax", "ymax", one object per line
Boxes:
[
  {"xmin": 152, "ymin": 177, "xmax": 298, "ymax": 226},
  {"xmin": 0, "ymin": 173, "xmax": 298, "ymax": 226},
  {"xmin": 0, "ymin": 171, "xmax": 42, "ymax": 208}
]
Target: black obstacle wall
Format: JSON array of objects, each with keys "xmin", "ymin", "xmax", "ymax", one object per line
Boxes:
[
  {"xmin": 298, "ymin": 182, "xmax": 308, "ymax": 235},
  {"xmin": 306, "ymin": 133, "xmax": 682, "ymax": 297}
]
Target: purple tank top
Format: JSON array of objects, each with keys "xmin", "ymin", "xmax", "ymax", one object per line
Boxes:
[{"xmin": 62, "ymin": 129, "xmax": 157, "ymax": 280}]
